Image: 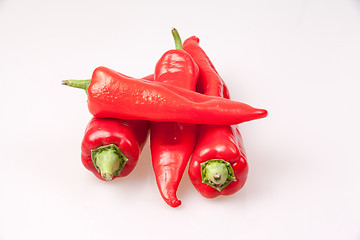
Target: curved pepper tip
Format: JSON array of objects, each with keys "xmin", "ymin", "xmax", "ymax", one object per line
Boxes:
[
  {"xmin": 166, "ymin": 198, "xmax": 182, "ymax": 208},
  {"xmin": 184, "ymin": 36, "xmax": 200, "ymax": 44}
]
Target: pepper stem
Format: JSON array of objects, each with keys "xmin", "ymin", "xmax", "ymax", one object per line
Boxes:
[
  {"xmin": 62, "ymin": 79, "xmax": 91, "ymax": 92},
  {"xmin": 91, "ymin": 144, "xmax": 128, "ymax": 181},
  {"xmin": 171, "ymin": 28, "xmax": 183, "ymax": 50},
  {"xmin": 201, "ymin": 159, "xmax": 235, "ymax": 191}
]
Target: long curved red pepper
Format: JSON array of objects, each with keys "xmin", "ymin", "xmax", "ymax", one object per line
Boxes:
[
  {"xmin": 81, "ymin": 117, "xmax": 149, "ymax": 181},
  {"xmin": 62, "ymin": 67, "xmax": 267, "ymax": 125},
  {"xmin": 184, "ymin": 36, "xmax": 251, "ymax": 198},
  {"xmin": 184, "ymin": 36, "xmax": 230, "ymax": 99},
  {"xmin": 150, "ymin": 28, "xmax": 198, "ymax": 207}
]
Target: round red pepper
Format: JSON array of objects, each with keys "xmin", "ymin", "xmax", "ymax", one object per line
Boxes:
[
  {"xmin": 188, "ymin": 125, "xmax": 248, "ymax": 198},
  {"xmin": 81, "ymin": 117, "xmax": 149, "ymax": 181}
]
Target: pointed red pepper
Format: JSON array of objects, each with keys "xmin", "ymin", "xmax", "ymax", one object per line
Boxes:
[
  {"xmin": 184, "ymin": 36, "xmax": 251, "ymax": 198},
  {"xmin": 150, "ymin": 28, "xmax": 198, "ymax": 207},
  {"xmin": 62, "ymin": 68, "xmax": 267, "ymax": 125}
]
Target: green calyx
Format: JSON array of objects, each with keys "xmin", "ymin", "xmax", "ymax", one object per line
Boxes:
[
  {"xmin": 171, "ymin": 27, "xmax": 183, "ymax": 50},
  {"xmin": 91, "ymin": 144, "xmax": 128, "ymax": 181},
  {"xmin": 62, "ymin": 79, "xmax": 91, "ymax": 93},
  {"xmin": 201, "ymin": 159, "xmax": 235, "ymax": 191}
]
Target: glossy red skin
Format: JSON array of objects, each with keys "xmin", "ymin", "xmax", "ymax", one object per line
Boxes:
[
  {"xmin": 150, "ymin": 49, "xmax": 198, "ymax": 207},
  {"xmin": 188, "ymin": 125, "xmax": 248, "ymax": 198},
  {"xmin": 154, "ymin": 49, "xmax": 198, "ymax": 90},
  {"xmin": 151, "ymin": 122, "xmax": 197, "ymax": 206},
  {"xmin": 87, "ymin": 66, "xmax": 267, "ymax": 125},
  {"xmin": 183, "ymin": 36, "xmax": 230, "ymax": 99},
  {"xmin": 81, "ymin": 117, "xmax": 149, "ymax": 180},
  {"xmin": 184, "ymin": 36, "xmax": 249, "ymax": 198}
]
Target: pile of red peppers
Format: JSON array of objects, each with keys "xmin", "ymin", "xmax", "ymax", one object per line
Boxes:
[{"xmin": 62, "ymin": 28, "xmax": 267, "ymax": 208}]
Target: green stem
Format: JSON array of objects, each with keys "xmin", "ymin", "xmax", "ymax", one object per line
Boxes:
[
  {"xmin": 171, "ymin": 27, "xmax": 183, "ymax": 50},
  {"xmin": 91, "ymin": 144, "xmax": 128, "ymax": 181},
  {"xmin": 201, "ymin": 159, "xmax": 235, "ymax": 191},
  {"xmin": 62, "ymin": 79, "xmax": 91, "ymax": 92}
]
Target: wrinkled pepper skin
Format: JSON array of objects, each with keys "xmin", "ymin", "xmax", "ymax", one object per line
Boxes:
[
  {"xmin": 81, "ymin": 117, "xmax": 149, "ymax": 180},
  {"xmin": 150, "ymin": 35, "xmax": 198, "ymax": 207},
  {"xmin": 184, "ymin": 36, "xmax": 250, "ymax": 198},
  {"xmin": 64, "ymin": 66, "xmax": 267, "ymax": 125},
  {"xmin": 153, "ymin": 49, "xmax": 198, "ymax": 90}
]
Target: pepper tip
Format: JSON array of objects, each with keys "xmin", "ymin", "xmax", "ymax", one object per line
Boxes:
[
  {"xmin": 260, "ymin": 109, "xmax": 268, "ymax": 118},
  {"xmin": 166, "ymin": 198, "xmax": 182, "ymax": 208},
  {"xmin": 252, "ymin": 108, "xmax": 268, "ymax": 119}
]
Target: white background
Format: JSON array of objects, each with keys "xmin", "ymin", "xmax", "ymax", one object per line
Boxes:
[{"xmin": 1, "ymin": 0, "xmax": 359, "ymax": 239}]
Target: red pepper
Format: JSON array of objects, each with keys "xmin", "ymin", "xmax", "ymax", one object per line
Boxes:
[
  {"xmin": 81, "ymin": 117, "xmax": 149, "ymax": 181},
  {"xmin": 62, "ymin": 67, "xmax": 267, "ymax": 125},
  {"xmin": 150, "ymin": 28, "xmax": 198, "ymax": 207},
  {"xmin": 187, "ymin": 125, "xmax": 248, "ymax": 198},
  {"xmin": 183, "ymin": 36, "xmax": 230, "ymax": 99},
  {"xmin": 184, "ymin": 36, "xmax": 250, "ymax": 198}
]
